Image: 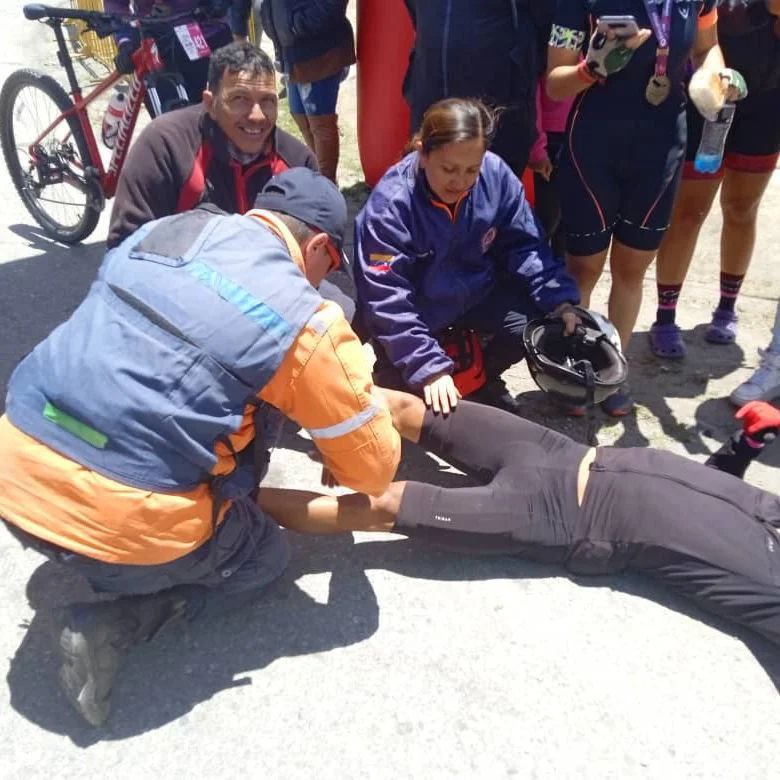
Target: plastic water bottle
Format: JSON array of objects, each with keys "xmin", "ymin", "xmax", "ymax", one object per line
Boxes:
[
  {"xmin": 694, "ymin": 103, "xmax": 736, "ymax": 174},
  {"xmin": 101, "ymin": 86, "xmax": 127, "ymax": 149}
]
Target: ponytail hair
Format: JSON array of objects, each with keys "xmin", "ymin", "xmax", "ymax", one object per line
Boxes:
[{"xmin": 405, "ymin": 98, "xmax": 497, "ymax": 156}]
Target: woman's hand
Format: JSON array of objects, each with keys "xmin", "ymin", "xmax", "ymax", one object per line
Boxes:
[
  {"xmin": 689, "ymin": 66, "xmax": 747, "ymax": 120},
  {"xmin": 551, "ymin": 302, "xmax": 582, "ymax": 336},
  {"xmin": 423, "ymin": 372, "xmax": 461, "ymax": 415},
  {"xmin": 529, "ymin": 153, "xmax": 553, "ymax": 182},
  {"xmin": 586, "ymin": 28, "xmax": 652, "ymax": 79},
  {"xmin": 720, "ymin": 68, "xmax": 748, "ymax": 102}
]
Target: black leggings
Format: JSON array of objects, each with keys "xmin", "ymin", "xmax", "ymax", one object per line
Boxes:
[{"xmin": 395, "ymin": 402, "xmax": 780, "ymax": 646}]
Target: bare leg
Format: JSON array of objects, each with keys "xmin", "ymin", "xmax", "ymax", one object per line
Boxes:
[
  {"xmin": 606, "ymin": 240, "xmax": 657, "ymax": 350},
  {"xmin": 655, "ymin": 177, "xmax": 721, "ymax": 286},
  {"xmin": 258, "ymin": 482, "xmax": 406, "ymax": 535},
  {"xmin": 257, "ymin": 388, "xmax": 422, "ymax": 534},
  {"xmin": 565, "ymin": 248, "xmax": 609, "ymax": 307},
  {"xmin": 719, "ymin": 168, "xmax": 774, "ymax": 277},
  {"xmin": 378, "ymin": 386, "xmax": 425, "ymax": 444}
]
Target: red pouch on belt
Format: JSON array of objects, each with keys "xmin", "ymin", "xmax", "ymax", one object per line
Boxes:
[{"xmin": 439, "ymin": 328, "xmax": 487, "ymax": 396}]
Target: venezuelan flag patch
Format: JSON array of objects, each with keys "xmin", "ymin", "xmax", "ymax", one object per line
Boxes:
[{"xmin": 368, "ymin": 253, "xmax": 394, "ymax": 272}]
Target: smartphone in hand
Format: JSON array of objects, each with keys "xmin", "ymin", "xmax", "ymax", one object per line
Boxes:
[{"xmin": 596, "ymin": 15, "xmax": 640, "ymax": 38}]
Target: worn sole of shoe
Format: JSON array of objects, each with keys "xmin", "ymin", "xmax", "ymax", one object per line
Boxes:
[{"xmin": 58, "ymin": 624, "xmax": 112, "ymax": 727}]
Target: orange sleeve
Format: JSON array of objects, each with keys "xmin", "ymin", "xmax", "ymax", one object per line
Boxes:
[
  {"xmin": 260, "ymin": 301, "xmax": 401, "ymax": 495},
  {"xmin": 698, "ymin": 8, "xmax": 718, "ymax": 29}
]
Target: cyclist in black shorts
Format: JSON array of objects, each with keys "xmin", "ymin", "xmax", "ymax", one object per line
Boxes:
[
  {"xmin": 546, "ymin": 0, "xmax": 725, "ymax": 415},
  {"xmin": 652, "ymin": 0, "xmax": 780, "ymax": 358},
  {"xmin": 259, "ymin": 392, "xmax": 780, "ymax": 649}
]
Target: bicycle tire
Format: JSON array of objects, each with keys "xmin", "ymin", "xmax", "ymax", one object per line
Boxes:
[{"xmin": 0, "ymin": 68, "xmax": 102, "ymax": 244}]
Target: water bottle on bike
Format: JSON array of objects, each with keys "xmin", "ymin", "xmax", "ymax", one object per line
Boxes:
[{"xmin": 101, "ymin": 85, "xmax": 128, "ymax": 149}]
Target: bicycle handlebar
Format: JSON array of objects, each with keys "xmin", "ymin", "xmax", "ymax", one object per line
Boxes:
[{"xmin": 23, "ymin": 3, "xmax": 223, "ymax": 38}]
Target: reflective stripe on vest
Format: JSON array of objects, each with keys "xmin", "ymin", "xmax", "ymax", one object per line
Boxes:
[{"xmin": 306, "ymin": 403, "xmax": 383, "ymax": 441}]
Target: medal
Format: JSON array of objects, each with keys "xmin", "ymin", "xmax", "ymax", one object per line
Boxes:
[
  {"xmin": 646, "ymin": 74, "xmax": 671, "ymax": 106},
  {"xmin": 642, "ymin": 0, "xmax": 673, "ymax": 106}
]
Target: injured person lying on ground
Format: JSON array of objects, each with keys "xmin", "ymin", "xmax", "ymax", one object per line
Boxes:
[{"xmin": 259, "ymin": 392, "xmax": 780, "ymax": 648}]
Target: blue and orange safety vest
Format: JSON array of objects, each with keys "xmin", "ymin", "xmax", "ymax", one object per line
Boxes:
[{"xmin": 0, "ymin": 207, "xmax": 400, "ymax": 564}]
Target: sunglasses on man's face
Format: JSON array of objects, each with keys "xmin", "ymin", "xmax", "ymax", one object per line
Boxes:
[
  {"xmin": 324, "ymin": 240, "xmax": 341, "ymax": 273},
  {"xmin": 304, "ymin": 227, "xmax": 341, "ymax": 273}
]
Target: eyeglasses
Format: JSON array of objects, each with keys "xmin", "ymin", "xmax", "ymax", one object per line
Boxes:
[
  {"xmin": 305, "ymin": 227, "xmax": 341, "ymax": 273},
  {"xmin": 324, "ymin": 239, "xmax": 341, "ymax": 273}
]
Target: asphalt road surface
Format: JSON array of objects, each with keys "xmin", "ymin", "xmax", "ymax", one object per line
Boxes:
[{"xmin": 1, "ymin": 3, "xmax": 778, "ymax": 777}]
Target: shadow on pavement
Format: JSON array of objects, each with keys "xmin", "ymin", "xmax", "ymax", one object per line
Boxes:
[
  {"xmin": 9, "ymin": 530, "xmax": 779, "ymax": 743},
  {"xmin": 6, "ymin": 533, "xmax": 381, "ymax": 745},
  {"xmin": 695, "ymin": 396, "xmax": 780, "ymax": 471},
  {"xmin": 608, "ymin": 325, "xmax": 745, "ymax": 452},
  {"xmin": 352, "ymin": 538, "xmax": 780, "ymax": 695},
  {"xmin": 510, "ymin": 326, "xmax": 750, "ymax": 452},
  {"xmin": 7, "ymin": 223, "xmax": 83, "ymax": 252},
  {"xmin": 0, "ymin": 241, "xmax": 105, "ymax": 413}
]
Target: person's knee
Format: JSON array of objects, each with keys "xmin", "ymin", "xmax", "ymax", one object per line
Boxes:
[
  {"xmin": 567, "ymin": 254, "xmax": 605, "ymax": 290},
  {"xmin": 720, "ymin": 195, "xmax": 761, "ymax": 227},
  {"xmin": 672, "ymin": 202, "xmax": 711, "ymax": 227},
  {"xmin": 609, "ymin": 243, "xmax": 655, "ymax": 286},
  {"xmin": 610, "ymin": 260, "xmax": 652, "ymax": 287}
]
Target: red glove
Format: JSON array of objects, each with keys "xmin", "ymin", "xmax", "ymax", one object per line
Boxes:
[{"xmin": 736, "ymin": 401, "xmax": 780, "ymax": 438}]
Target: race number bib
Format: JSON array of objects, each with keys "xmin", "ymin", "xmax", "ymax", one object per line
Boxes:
[{"xmin": 174, "ymin": 22, "xmax": 211, "ymax": 61}]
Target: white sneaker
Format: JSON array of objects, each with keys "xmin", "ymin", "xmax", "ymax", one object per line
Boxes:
[{"xmin": 730, "ymin": 348, "xmax": 780, "ymax": 406}]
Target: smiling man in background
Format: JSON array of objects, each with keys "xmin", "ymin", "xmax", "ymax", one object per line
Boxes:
[{"xmin": 107, "ymin": 41, "xmax": 317, "ymax": 248}]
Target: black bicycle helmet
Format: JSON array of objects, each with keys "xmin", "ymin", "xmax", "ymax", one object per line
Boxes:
[{"xmin": 522, "ymin": 307, "xmax": 628, "ymax": 406}]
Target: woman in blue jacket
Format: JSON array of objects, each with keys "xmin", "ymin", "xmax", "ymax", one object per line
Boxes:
[{"xmin": 353, "ymin": 98, "xmax": 580, "ymax": 416}]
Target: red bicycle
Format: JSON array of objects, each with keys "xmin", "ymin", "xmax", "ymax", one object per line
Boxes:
[{"xmin": 0, "ymin": 3, "xmax": 219, "ymax": 244}]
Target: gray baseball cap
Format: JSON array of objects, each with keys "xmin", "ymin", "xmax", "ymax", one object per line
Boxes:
[{"xmin": 253, "ymin": 168, "xmax": 349, "ymax": 268}]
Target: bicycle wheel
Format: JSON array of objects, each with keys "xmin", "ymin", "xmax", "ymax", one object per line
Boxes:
[{"xmin": 0, "ymin": 69, "xmax": 102, "ymax": 244}]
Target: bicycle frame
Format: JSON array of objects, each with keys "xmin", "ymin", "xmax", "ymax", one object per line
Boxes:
[{"xmin": 29, "ymin": 19, "xmax": 173, "ymax": 200}]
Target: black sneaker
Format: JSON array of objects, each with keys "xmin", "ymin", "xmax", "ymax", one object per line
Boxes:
[
  {"xmin": 58, "ymin": 601, "xmax": 136, "ymax": 726},
  {"xmin": 468, "ymin": 379, "xmax": 522, "ymax": 415},
  {"xmin": 58, "ymin": 593, "xmax": 187, "ymax": 726}
]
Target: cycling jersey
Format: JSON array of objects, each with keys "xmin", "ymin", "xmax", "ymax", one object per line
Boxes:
[
  {"xmin": 551, "ymin": 0, "xmax": 718, "ymax": 119},
  {"xmin": 551, "ymin": 0, "xmax": 718, "ymax": 253}
]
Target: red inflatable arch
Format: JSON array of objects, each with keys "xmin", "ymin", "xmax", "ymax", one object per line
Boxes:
[{"xmin": 356, "ymin": 0, "xmax": 413, "ymax": 187}]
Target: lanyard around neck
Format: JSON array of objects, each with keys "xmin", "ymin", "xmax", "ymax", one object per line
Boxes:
[
  {"xmin": 642, "ymin": 0, "xmax": 674, "ymax": 77},
  {"xmin": 643, "ymin": 0, "xmax": 673, "ymax": 48}
]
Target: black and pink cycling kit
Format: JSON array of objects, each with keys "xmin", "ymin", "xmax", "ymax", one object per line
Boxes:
[{"xmin": 550, "ymin": 0, "xmax": 718, "ymax": 254}]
